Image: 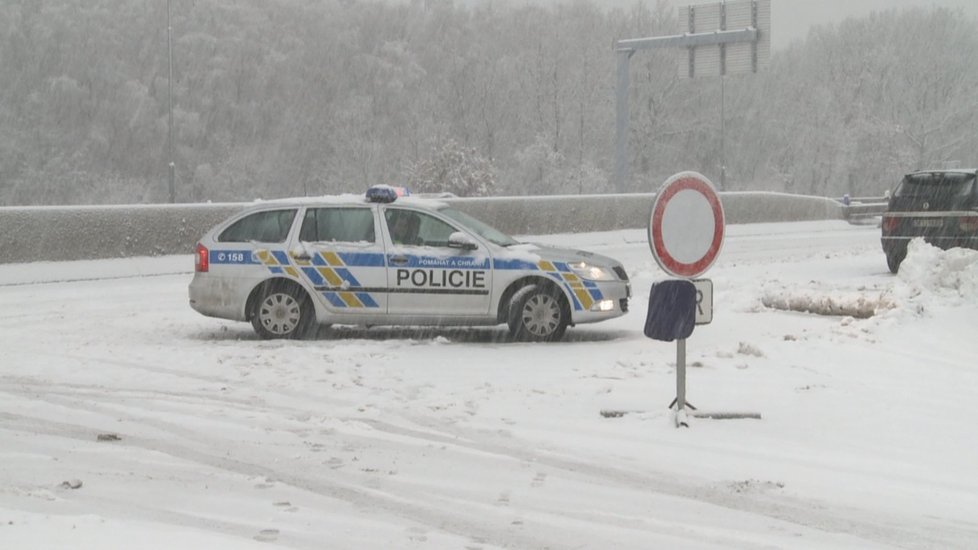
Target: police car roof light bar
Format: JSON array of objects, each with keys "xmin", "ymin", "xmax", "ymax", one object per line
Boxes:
[{"xmin": 366, "ymin": 185, "xmax": 411, "ymax": 203}]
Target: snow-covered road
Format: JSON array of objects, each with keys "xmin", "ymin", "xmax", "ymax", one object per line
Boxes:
[{"xmin": 2, "ymin": 221, "xmax": 977, "ymax": 549}]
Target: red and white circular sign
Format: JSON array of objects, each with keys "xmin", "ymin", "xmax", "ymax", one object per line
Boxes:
[{"xmin": 648, "ymin": 171, "xmax": 725, "ymax": 279}]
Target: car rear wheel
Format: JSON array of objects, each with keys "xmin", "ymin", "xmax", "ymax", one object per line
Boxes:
[
  {"xmin": 508, "ymin": 284, "xmax": 569, "ymax": 342},
  {"xmin": 251, "ymin": 282, "xmax": 314, "ymax": 339}
]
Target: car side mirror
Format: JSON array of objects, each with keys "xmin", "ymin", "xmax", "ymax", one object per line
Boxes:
[{"xmin": 447, "ymin": 231, "xmax": 478, "ymax": 251}]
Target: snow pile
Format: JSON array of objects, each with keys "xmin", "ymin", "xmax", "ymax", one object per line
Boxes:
[
  {"xmin": 871, "ymin": 238, "xmax": 978, "ymax": 322},
  {"xmin": 895, "ymin": 238, "xmax": 978, "ymax": 300}
]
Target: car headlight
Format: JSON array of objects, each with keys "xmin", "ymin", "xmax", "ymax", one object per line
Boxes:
[{"xmin": 568, "ymin": 261, "xmax": 616, "ymax": 281}]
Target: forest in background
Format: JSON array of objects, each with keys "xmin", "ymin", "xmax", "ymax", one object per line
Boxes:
[{"xmin": 1, "ymin": 0, "xmax": 976, "ymax": 205}]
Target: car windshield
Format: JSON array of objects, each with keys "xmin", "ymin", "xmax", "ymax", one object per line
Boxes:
[
  {"xmin": 437, "ymin": 207, "xmax": 519, "ymax": 247},
  {"xmin": 894, "ymin": 172, "xmax": 976, "ymax": 199}
]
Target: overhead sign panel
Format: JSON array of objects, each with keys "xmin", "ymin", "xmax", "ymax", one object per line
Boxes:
[
  {"xmin": 686, "ymin": 2, "xmax": 721, "ymax": 78},
  {"xmin": 727, "ymin": 0, "xmax": 770, "ymax": 74},
  {"xmin": 681, "ymin": 0, "xmax": 770, "ymax": 78}
]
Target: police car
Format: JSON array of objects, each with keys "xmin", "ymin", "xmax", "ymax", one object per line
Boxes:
[{"xmin": 189, "ymin": 186, "xmax": 630, "ymax": 341}]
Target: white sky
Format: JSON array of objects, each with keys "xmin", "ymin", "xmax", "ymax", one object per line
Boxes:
[
  {"xmin": 517, "ymin": 0, "xmax": 978, "ymax": 49},
  {"xmin": 772, "ymin": 0, "xmax": 978, "ymax": 49}
]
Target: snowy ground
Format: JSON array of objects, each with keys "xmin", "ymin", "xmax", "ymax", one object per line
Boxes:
[{"xmin": 1, "ymin": 220, "xmax": 977, "ymax": 549}]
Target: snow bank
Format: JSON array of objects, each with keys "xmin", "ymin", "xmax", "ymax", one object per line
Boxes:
[
  {"xmin": 898, "ymin": 238, "xmax": 978, "ymax": 297},
  {"xmin": 760, "ymin": 238, "xmax": 978, "ymax": 319},
  {"xmin": 883, "ymin": 238, "xmax": 978, "ymax": 316}
]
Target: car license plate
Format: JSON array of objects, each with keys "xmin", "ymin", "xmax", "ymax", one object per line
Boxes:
[{"xmin": 913, "ymin": 218, "xmax": 943, "ymax": 228}]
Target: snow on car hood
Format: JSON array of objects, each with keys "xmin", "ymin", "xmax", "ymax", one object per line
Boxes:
[{"xmin": 507, "ymin": 243, "xmax": 621, "ymax": 267}]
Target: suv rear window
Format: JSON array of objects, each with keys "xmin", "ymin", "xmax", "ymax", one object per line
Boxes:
[
  {"xmin": 894, "ymin": 172, "xmax": 976, "ymax": 200},
  {"xmin": 218, "ymin": 209, "xmax": 297, "ymax": 243}
]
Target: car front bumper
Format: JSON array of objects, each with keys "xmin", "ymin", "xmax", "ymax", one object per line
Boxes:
[{"xmin": 569, "ymin": 280, "xmax": 630, "ymax": 325}]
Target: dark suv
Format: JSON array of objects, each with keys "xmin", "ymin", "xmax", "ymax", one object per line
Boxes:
[{"xmin": 881, "ymin": 169, "xmax": 978, "ymax": 273}]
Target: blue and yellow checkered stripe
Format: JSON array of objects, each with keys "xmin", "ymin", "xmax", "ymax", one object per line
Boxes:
[
  {"xmin": 536, "ymin": 261, "xmax": 603, "ymax": 312},
  {"xmin": 258, "ymin": 250, "xmax": 380, "ymax": 309},
  {"xmin": 256, "ymin": 250, "xmax": 301, "ymax": 278}
]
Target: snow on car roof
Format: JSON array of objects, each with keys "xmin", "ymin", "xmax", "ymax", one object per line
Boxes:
[
  {"xmin": 242, "ymin": 193, "xmax": 449, "ymax": 210},
  {"xmin": 908, "ymin": 168, "xmax": 978, "ymax": 175}
]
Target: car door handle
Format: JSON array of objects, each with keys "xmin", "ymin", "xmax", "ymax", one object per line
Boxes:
[
  {"xmin": 389, "ymin": 255, "xmax": 409, "ymax": 266},
  {"xmin": 290, "ymin": 251, "xmax": 311, "ymax": 261}
]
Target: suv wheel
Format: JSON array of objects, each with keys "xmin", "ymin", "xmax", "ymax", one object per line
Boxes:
[
  {"xmin": 251, "ymin": 282, "xmax": 314, "ymax": 339},
  {"xmin": 886, "ymin": 249, "xmax": 906, "ymax": 274},
  {"xmin": 508, "ymin": 284, "xmax": 569, "ymax": 342}
]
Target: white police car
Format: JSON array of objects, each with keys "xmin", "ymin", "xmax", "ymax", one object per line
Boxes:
[{"xmin": 189, "ymin": 186, "xmax": 630, "ymax": 341}]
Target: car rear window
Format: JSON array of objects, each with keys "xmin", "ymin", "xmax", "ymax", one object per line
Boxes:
[
  {"xmin": 218, "ymin": 209, "xmax": 297, "ymax": 243},
  {"xmin": 894, "ymin": 172, "xmax": 976, "ymax": 199}
]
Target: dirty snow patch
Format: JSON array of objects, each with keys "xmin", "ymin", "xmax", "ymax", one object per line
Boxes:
[{"xmin": 761, "ymin": 239, "xmax": 977, "ymax": 319}]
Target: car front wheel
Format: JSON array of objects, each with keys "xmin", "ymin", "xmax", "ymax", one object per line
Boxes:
[
  {"xmin": 251, "ymin": 282, "xmax": 315, "ymax": 339},
  {"xmin": 508, "ymin": 284, "xmax": 569, "ymax": 342}
]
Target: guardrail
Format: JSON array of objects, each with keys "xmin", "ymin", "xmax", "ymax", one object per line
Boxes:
[
  {"xmin": 0, "ymin": 192, "xmax": 845, "ymax": 264},
  {"xmin": 837, "ymin": 195, "xmax": 888, "ymax": 222}
]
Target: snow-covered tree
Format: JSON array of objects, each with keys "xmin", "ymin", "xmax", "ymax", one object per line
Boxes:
[
  {"xmin": 2, "ymin": 1, "xmax": 977, "ymax": 204},
  {"xmin": 408, "ymin": 140, "xmax": 496, "ymax": 197}
]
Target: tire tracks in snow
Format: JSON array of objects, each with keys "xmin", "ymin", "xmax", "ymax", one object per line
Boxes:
[
  {"xmin": 356, "ymin": 416, "xmax": 978, "ymax": 550},
  {"xmin": 0, "ymin": 409, "xmax": 626, "ymax": 550},
  {"xmin": 0, "ymin": 384, "xmax": 816, "ymax": 549},
  {"xmin": 3, "ymin": 356, "xmax": 973, "ymax": 548},
  {"xmin": 6, "ymin": 374, "xmax": 973, "ymax": 549}
]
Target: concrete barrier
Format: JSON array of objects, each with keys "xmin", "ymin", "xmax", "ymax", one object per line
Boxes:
[
  {"xmin": 459, "ymin": 192, "xmax": 843, "ymax": 236},
  {"xmin": 0, "ymin": 203, "xmax": 242, "ymax": 264},
  {"xmin": 0, "ymin": 192, "xmax": 843, "ymax": 264}
]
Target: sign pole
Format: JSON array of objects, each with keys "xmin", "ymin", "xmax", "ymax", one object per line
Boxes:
[
  {"xmin": 676, "ymin": 338, "xmax": 686, "ymax": 411},
  {"xmin": 167, "ymin": 0, "xmax": 175, "ymax": 204},
  {"xmin": 676, "ymin": 338, "xmax": 689, "ymax": 427},
  {"xmin": 614, "ymin": 49, "xmax": 634, "ymax": 194}
]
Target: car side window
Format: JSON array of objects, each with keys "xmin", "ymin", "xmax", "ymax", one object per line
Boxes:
[
  {"xmin": 218, "ymin": 209, "xmax": 296, "ymax": 243},
  {"xmin": 300, "ymin": 207, "xmax": 375, "ymax": 243},
  {"xmin": 385, "ymin": 209, "xmax": 457, "ymax": 247}
]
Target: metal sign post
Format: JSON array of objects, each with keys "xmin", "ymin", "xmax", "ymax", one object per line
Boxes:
[
  {"xmin": 676, "ymin": 338, "xmax": 689, "ymax": 426},
  {"xmin": 167, "ymin": 0, "xmax": 175, "ymax": 204}
]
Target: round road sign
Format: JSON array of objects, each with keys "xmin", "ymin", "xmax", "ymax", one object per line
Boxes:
[{"xmin": 648, "ymin": 171, "xmax": 725, "ymax": 278}]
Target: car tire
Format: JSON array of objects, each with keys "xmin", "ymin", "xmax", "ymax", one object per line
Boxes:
[
  {"xmin": 507, "ymin": 284, "xmax": 569, "ymax": 342},
  {"xmin": 886, "ymin": 249, "xmax": 906, "ymax": 274},
  {"xmin": 251, "ymin": 281, "xmax": 315, "ymax": 339}
]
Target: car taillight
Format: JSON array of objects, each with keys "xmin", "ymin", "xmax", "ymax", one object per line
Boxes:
[
  {"xmin": 960, "ymin": 216, "xmax": 978, "ymax": 233},
  {"xmin": 195, "ymin": 243, "xmax": 209, "ymax": 272},
  {"xmin": 881, "ymin": 216, "xmax": 900, "ymax": 234}
]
